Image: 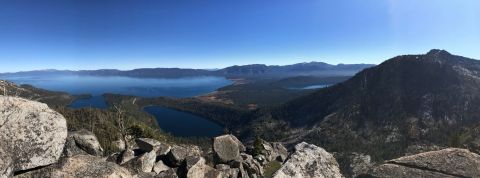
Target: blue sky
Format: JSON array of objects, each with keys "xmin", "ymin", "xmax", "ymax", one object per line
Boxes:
[{"xmin": 0, "ymin": 0, "xmax": 479, "ymax": 72}]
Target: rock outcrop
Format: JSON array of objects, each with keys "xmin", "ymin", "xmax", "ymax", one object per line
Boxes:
[
  {"xmin": 365, "ymin": 148, "xmax": 480, "ymax": 178},
  {"xmin": 121, "ymin": 151, "xmax": 156, "ymax": 174},
  {"xmin": 16, "ymin": 154, "xmax": 132, "ymax": 178},
  {"xmin": 272, "ymin": 142, "xmax": 343, "ymax": 178},
  {"xmin": 0, "ymin": 97, "xmax": 348, "ymax": 178},
  {"xmin": 64, "ymin": 129, "xmax": 104, "ymax": 157},
  {"xmin": 239, "ymin": 153, "xmax": 264, "ymax": 177},
  {"xmin": 136, "ymin": 138, "xmax": 164, "ymax": 152},
  {"xmin": 213, "ymin": 135, "xmax": 246, "ymax": 163},
  {"xmin": 167, "ymin": 145, "xmax": 201, "ymax": 167},
  {"xmin": 334, "ymin": 152, "xmax": 373, "ymax": 178},
  {"xmin": 152, "ymin": 160, "xmax": 170, "ymax": 174},
  {"xmin": 135, "ymin": 138, "xmax": 173, "ymax": 159},
  {"xmin": 215, "ymin": 164, "xmax": 239, "ymax": 178},
  {"xmin": 0, "ymin": 96, "xmax": 67, "ymax": 177},
  {"xmin": 181, "ymin": 156, "xmax": 221, "ymax": 178},
  {"xmin": 260, "ymin": 141, "xmax": 288, "ymax": 162}
]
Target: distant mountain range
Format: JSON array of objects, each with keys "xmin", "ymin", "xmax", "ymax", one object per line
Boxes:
[
  {"xmin": 0, "ymin": 62, "xmax": 374, "ymax": 78},
  {"xmin": 249, "ymin": 49, "xmax": 480, "ymax": 163}
]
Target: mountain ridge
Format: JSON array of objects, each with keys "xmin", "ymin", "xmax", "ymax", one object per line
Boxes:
[
  {"xmin": 0, "ymin": 61, "xmax": 374, "ymax": 79},
  {"xmin": 248, "ymin": 49, "xmax": 480, "ymax": 162}
]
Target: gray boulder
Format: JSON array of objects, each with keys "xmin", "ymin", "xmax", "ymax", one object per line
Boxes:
[
  {"xmin": 181, "ymin": 156, "xmax": 222, "ymax": 178},
  {"xmin": 240, "ymin": 153, "xmax": 264, "ymax": 178},
  {"xmin": 15, "ymin": 154, "xmax": 132, "ymax": 178},
  {"xmin": 272, "ymin": 142, "xmax": 343, "ymax": 178},
  {"xmin": 259, "ymin": 141, "xmax": 288, "ymax": 163},
  {"xmin": 156, "ymin": 168, "xmax": 178, "ymax": 178},
  {"xmin": 270, "ymin": 142, "xmax": 288, "ymax": 162},
  {"xmin": 119, "ymin": 149, "xmax": 136, "ymax": 164},
  {"xmin": 334, "ymin": 152, "xmax": 373, "ymax": 178},
  {"xmin": 167, "ymin": 145, "xmax": 188, "ymax": 167},
  {"xmin": 134, "ymin": 172, "xmax": 156, "ymax": 178},
  {"xmin": 0, "ymin": 148, "xmax": 12, "ymax": 178},
  {"xmin": 153, "ymin": 160, "xmax": 171, "ymax": 174},
  {"xmin": 136, "ymin": 138, "xmax": 169, "ymax": 153},
  {"xmin": 156, "ymin": 143, "xmax": 172, "ymax": 157},
  {"xmin": 106, "ymin": 152, "xmax": 122, "ymax": 163},
  {"xmin": 121, "ymin": 151, "xmax": 157, "ymax": 174},
  {"xmin": 64, "ymin": 129, "xmax": 104, "ymax": 157},
  {"xmin": 0, "ymin": 96, "xmax": 67, "ymax": 177},
  {"xmin": 213, "ymin": 135, "xmax": 245, "ymax": 163},
  {"xmin": 167, "ymin": 145, "xmax": 202, "ymax": 167},
  {"xmin": 215, "ymin": 164, "xmax": 239, "ymax": 178},
  {"xmin": 348, "ymin": 153, "xmax": 372, "ymax": 178},
  {"xmin": 366, "ymin": 148, "xmax": 480, "ymax": 178}
]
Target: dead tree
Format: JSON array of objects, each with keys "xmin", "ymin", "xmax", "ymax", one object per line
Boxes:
[{"xmin": 114, "ymin": 104, "xmax": 129, "ymax": 149}]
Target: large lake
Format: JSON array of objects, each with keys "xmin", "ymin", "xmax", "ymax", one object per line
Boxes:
[
  {"xmin": 3, "ymin": 74, "xmax": 231, "ymax": 137},
  {"xmin": 4, "ymin": 75, "xmax": 232, "ymax": 107}
]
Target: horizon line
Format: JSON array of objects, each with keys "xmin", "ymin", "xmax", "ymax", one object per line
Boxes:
[{"xmin": 0, "ymin": 61, "xmax": 376, "ymax": 74}]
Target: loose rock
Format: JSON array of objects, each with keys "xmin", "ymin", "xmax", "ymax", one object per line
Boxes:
[
  {"xmin": 182, "ymin": 156, "xmax": 222, "ymax": 178},
  {"xmin": 213, "ymin": 135, "xmax": 245, "ymax": 163},
  {"xmin": 153, "ymin": 160, "xmax": 171, "ymax": 174},
  {"xmin": 136, "ymin": 138, "xmax": 164, "ymax": 152},
  {"xmin": 16, "ymin": 154, "xmax": 132, "ymax": 178},
  {"xmin": 216, "ymin": 164, "xmax": 239, "ymax": 178},
  {"xmin": 165, "ymin": 145, "xmax": 201, "ymax": 167},
  {"xmin": 64, "ymin": 129, "xmax": 104, "ymax": 157},
  {"xmin": 121, "ymin": 151, "xmax": 157, "ymax": 174},
  {"xmin": 272, "ymin": 142, "xmax": 343, "ymax": 178}
]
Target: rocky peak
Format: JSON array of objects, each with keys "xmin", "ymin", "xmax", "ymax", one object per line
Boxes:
[
  {"xmin": 426, "ymin": 49, "xmax": 452, "ymax": 58},
  {"xmin": 267, "ymin": 49, "xmax": 480, "ymax": 163}
]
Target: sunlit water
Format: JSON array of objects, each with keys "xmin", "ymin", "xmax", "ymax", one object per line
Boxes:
[
  {"xmin": 4, "ymin": 75, "xmax": 232, "ymax": 108},
  {"xmin": 288, "ymin": 84, "xmax": 331, "ymax": 90}
]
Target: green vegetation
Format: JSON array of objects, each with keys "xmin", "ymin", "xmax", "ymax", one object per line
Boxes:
[
  {"xmin": 272, "ymin": 76, "xmax": 349, "ymax": 88},
  {"xmin": 53, "ymin": 106, "xmax": 166, "ymax": 154},
  {"xmin": 263, "ymin": 161, "xmax": 282, "ymax": 177},
  {"xmin": 214, "ymin": 79, "xmax": 312, "ymax": 109},
  {"xmin": 252, "ymin": 136, "xmax": 264, "ymax": 156},
  {"xmin": 53, "ymin": 98, "xmax": 217, "ymax": 154}
]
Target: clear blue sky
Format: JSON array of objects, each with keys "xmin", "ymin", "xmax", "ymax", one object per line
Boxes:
[{"xmin": 0, "ymin": 0, "xmax": 479, "ymax": 72}]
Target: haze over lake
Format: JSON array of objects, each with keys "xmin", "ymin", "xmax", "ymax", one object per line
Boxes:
[{"xmin": 4, "ymin": 75, "xmax": 232, "ymax": 98}]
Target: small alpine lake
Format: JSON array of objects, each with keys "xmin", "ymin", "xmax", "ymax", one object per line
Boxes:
[{"xmin": 143, "ymin": 106, "xmax": 224, "ymax": 137}]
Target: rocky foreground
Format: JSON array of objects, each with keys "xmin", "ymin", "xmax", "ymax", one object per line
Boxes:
[{"xmin": 1, "ymin": 96, "xmax": 480, "ymax": 178}]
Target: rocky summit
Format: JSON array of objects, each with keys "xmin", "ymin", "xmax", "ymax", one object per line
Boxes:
[{"xmin": 0, "ymin": 95, "xmax": 350, "ymax": 178}]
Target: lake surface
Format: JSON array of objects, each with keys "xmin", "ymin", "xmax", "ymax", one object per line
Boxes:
[
  {"xmin": 288, "ymin": 84, "xmax": 331, "ymax": 90},
  {"xmin": 144, "ymin": 106, "xmax": 223, "ymax": 137},
  {"xmin": 3, "ymin": 75, "xmax": 232, "ymax": 108}
]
